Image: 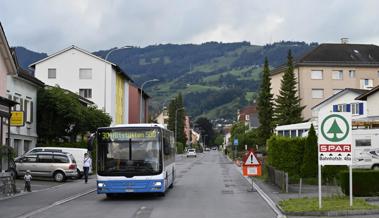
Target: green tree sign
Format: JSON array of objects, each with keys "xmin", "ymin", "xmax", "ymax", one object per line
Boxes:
[
  {"xmin": 320, "ymin": 114, "xmax": 349, "ymax": 142},
  {"xmin": 327, "ymin": 119, "xmax": 343, "ymax": 140}
]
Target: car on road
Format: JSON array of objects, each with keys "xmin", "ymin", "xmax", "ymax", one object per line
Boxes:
[
  {"xmin": 24, "ymin": 147, "xmax": 90, "ymax": 178},
  {"xmin": 212, "ymin": 147, "xmax": 218, "ymax": 150},
  {"xmin": 186, "ymin": 149, "xmax": 197, "ymax": 158},
  {"xmin": 205, "ymin": 148, "xmax": 210, "ymax": 151},
  {"xmin": 12, "ymin": 151, "xmax": 78, "ymax": 182}
]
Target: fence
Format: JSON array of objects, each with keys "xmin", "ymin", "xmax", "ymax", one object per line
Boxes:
[{"xmin": 267, "ymin": 165, "xmax": 288, "ymax": 192}]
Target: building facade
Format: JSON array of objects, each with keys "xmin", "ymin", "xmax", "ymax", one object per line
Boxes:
[
  {"xmin": 30, "ymin": 46, "xmax": 148, "ymax": 125},
  {"xmin": 237, "ymin": 105, "xmax": 259, "ymax": 129},
  {"xmin": 7, "ymin": 65, "xmax": 44, "ymax": 156},
  {"xmin": 271, "ymin": 43, "xmax": 379, "ymax": 120}
]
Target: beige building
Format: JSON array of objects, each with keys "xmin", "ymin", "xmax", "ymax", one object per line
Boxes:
[
  {"xmin": 271, "ymin": 43, "xmax": 379, "ymax": 120},
  {"xmin": 155, "ymin": 107, "xmax": 169, "ymax": 128}
]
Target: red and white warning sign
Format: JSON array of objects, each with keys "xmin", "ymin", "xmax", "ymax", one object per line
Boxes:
[{"xmin": 242, "ymin": 150, "xmax": 262, "ymax": 176}]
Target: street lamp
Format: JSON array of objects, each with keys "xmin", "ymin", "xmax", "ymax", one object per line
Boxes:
[
  {"xmin": 175, "ymin": 107, "xmax": 185, "ymax": 145},
  {"xmin": 103, "ymin": 46, "xmax": 133, "ymax": 112},
  {"xmin": 139, "ymin": 79, "xmax": 159, "ymax": 123}
]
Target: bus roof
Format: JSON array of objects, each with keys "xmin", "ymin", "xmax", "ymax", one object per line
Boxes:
[{"xmin": 102, "ymin": 123, "xmax": 167, "ymax": 129}]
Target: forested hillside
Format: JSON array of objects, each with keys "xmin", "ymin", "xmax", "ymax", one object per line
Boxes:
[{"xmin": 15, "ymin": 41, "xmax": 317, "ymax": 121}]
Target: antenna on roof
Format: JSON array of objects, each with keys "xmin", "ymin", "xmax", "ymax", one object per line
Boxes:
[{"xmin": 341, "ymin": 38, "xmax": 349, "ymax": 44}]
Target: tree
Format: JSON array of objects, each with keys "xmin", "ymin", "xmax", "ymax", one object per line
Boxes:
[
  {"xmin": 37, "ymin": 86, "xmax": 111, "ymax": 144},
  {"xmin": 300, "ymin": 124, "xmax": 318, "ymax": 178},
  {"xmin": 274, "ymin": 50, "xmax": 305, "ymax": 125},
  {"xmin": 195, "ymin": 117, "xmax": 214, "ymax": 146},
  {"xmin": 257, "ymin": 57, "xmax": 274, "ymax": 148},
  {"xmin": 328, "ymin": 119, "xmax": 343, "ymax": 140},
  {"xmin": 167, "ymin": 94, "xmax": 186, "ymax": 145}
]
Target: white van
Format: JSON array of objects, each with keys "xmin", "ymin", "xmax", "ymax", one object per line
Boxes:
[
  {"xmin": 352, "ymin": 129, "xmax": 379, "ymax": 170},
  {"xmin": 24, "ymin": 147, "xmax": 92, "ymax": 177}
]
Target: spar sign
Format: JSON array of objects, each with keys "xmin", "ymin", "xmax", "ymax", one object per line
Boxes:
[{"xmin": 318, "ymin": 112, "xmax": 352, "ymax": 165}]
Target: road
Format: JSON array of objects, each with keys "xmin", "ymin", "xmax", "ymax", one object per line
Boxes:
[{"xmin": 0, "ymin": 151, "xmax": 275, "ymax": 218}]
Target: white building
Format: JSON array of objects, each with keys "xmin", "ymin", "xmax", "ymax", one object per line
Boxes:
[
  {"xmin": 275, "ymin": 88, "xmax": 369, "ymax": 137},
  {"xmin": 29, "ymin": 46, "xmax": 135, "ymax": 125},
  {"xmin": 6, "ymin": 63, "xmax": 44, "ymax": 156}
]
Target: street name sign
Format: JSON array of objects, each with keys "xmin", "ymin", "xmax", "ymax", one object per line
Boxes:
[{"xmin": 318, "ymin": 112, "xmax": 352, "ymax": 165}]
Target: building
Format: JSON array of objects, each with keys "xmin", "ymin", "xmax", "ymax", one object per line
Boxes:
[
  {"xmin": 271, "ymin": 42, "xmax": 379, "ymax": 120},
  {"xmin": 184, "ymin": 116, "xmax": 191, "ymax": 145},
  {"xmin": 7, "ymin": 50, "xmax": 44, "ymax": 156},
  {"xmin": 355, "ymin": 85, "xmax": 379, "ymax": 128},
  {"xmin": 237, "ymin": 104, "xmax": 259, "ymax": 129},
  {"xmin": 0, "ymin": 23, "xmax": 18, "ymax": 172},
  {"xmin": 155, "ymin": 107, "xmax": 169, "ymax": 128},
  {"xmin": 29, "ymin": 45, "xmax": 149, "ymax": 125},
  {"xmin": 311, "ymin": 88, "xmax": 368, "ymax": 122}
]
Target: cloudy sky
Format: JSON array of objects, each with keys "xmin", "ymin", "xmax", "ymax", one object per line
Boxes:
[{"xmin": 1, "ymin": 0, "xmax": 379, "ymax": 53}]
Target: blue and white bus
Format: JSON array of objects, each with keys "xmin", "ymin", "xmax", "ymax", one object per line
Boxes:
[{"xmin": 94, "ymin": 124, "xmax": 175, "ymax": 197}]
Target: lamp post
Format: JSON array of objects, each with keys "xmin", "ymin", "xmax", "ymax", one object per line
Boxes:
[
  {"xmin": 175, "ymin": 107, "xmax": 184, "ymax": 145},
  {"xmin": 103, "ymin": 46, "xmax": 133, "ymax": 112},
  {"xmin": 139, "ymin": 79, "xmax": 159, "ymax": 123}
]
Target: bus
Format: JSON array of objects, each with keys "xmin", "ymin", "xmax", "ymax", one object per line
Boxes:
[{"xmin": 92, "ymin": 124, "xmax": 175, "ymax": 197}]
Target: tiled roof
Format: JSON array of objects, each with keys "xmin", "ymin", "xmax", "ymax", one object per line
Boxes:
[
  {"xmin": 271, "ymin": 43, "xmax": 379, "ymax": 75},
  {"xmin": 355, "ymin": 85, "xmax": 379, "ymax": 101}
]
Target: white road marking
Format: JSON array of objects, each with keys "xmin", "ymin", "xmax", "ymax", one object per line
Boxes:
[{"xmin": 15, "ymin": 188, "xmax": 96, "ymax": 218}]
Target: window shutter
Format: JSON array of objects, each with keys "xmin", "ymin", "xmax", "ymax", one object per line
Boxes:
[
  {"xmin": 346, "ymin": 104, "xmax": 351, "ymax": 112},
  {"xmin": 333, "ymin": 105, "xmax": 338, "ymax": 112},
  {"xmin": 359, "ymin": 103, "xmax": 364, "ymax": 115}
]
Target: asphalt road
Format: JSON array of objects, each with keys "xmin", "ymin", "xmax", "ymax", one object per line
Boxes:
[{"xmin": 0, "ymin": 151, "xmax": 276, "ymax": 218}]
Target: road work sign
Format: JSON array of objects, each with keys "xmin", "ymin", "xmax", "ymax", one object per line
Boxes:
[
  {"xmin": 242, "ymin": 150, "xmax": 261, "ymax": 176},
  {"xmin": 318, "ymin": 112, "xmax": 352, "ymax": 166}
]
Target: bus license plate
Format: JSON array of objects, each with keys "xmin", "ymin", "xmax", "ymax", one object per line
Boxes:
[{"xmin": 125, "ymin": 189, "xmax": 134, "ymax": 192}]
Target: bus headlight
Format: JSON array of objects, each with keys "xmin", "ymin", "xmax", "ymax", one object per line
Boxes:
[
  {"xmin": 98, "ymin": 183, "xmax": 105, "ymax": 188},
  {"xmin": 153, "ymin": 181, "xmax": 162, "ymax": 187}
]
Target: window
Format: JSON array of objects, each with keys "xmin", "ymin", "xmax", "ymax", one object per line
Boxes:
[
  {"xmin": 290, "ymin": 130, "xmax": 297, "ymax": 137},
  {"xmin": 351, "ymin": 103, "xmax": 359, "ymax": 115},
  {"xmin": 349, "ymin": 70, "xmax": 356, "ymax": 78},
  {"xmin": 333, "ymin": 89, "xmax": 343, "ymax": 95},
  {"xmin": 356, "ymin": 139, "xmax": 371, "ymax": 147},
  {"xmin": 312, "ymin": 89, "xmax": 324, "ymax": 99},
  {"xmin": 245, "ymin": 115, "xmax": 250, "ymax": 121},
  {"xmin": 79, "ymin": 89, "xmax": 92, "ymax": 98},
  {"xmin": 38, "ymin": 154, "xmax": 54, "ymax": 163},
  {"xmin": 311, "ymin": 70, "xmax": 323, "ymax": 80},
  {"xmin": 48, "ymin": 68, "xmax": 56, "ymax": 79},
  {"xmin": 54, "ymin": 155, "xmax": 69, "ymax": 163},
  {"xmin": 79, "ymin": 68, "xmax": 92, "ymax": 79},
  {"xmin": 332, "ymin": 70, "xmax": 343, "ymax": 80},
  {"xmin": 24, "ymin": 155, "xmax": 37, "ymax": 163},
  {"xmin": 278, "ymin": 131, "xmax": 283, "ymax": 136},
  {"xmin": 336, "ymin": 104, "xmax": 349, "ymax": 112},
  {"xmin": 360, "ymin": 79, "xmax": 373, "ymax": 89}
]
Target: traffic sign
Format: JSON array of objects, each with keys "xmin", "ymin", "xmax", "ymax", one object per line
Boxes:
[
  {"xmin": 233, "ymin": 138, "xmax": 238, "ymax": 146},
  {"xmin": 242, "ymin": 150, "xmax": 262, "ymax": 176},
  {"xmin": 318, "ymin": 112, "xmax": 352, "ymax": 166}
]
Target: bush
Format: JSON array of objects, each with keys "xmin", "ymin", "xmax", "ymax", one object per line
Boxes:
[
  {"xmin": 176, "ymin": 142, "xmax": 184, "ymax": 154},
  {"xmin": 339, "ymin": 170, "xmax": 379, "ymax": 196},
  {"xmin": 267, "ymin": 136, "xmax": 305, "ymax": 176}
]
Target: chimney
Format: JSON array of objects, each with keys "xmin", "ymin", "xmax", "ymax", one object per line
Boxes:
[{"xmin": 341, "ymin": 38, "xmax": 349, "ymax": 44}]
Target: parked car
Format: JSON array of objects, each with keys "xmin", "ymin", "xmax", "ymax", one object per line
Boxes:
[
  {"xmin": 12, "ymin": 151, "xmax": 78, "ymax": 182},
  {"xmin": 186, "ymin": 149, "xmax": 197, "ymax": 158},
  {"xmin": 205, "ymin": 148, "xmax": 211, "ymax": 151},
  {"xmin": 24, "ymin": 147, "xmax": 90, "ymax": 177}
]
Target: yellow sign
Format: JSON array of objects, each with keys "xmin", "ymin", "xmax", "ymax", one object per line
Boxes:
[{"xmin": 10, "ymin": 111, "xmax": 25, "ymax": 126}]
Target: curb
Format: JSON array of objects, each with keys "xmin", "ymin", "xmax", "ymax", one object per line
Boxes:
[{"xmin": 226, "ymin": 154, "xmax": 286, "ymax": 218}]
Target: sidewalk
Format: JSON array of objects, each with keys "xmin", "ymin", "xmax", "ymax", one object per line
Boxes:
[{"xmin": 225, "ymin": 153, "xmax": 379, "ymax": 217}]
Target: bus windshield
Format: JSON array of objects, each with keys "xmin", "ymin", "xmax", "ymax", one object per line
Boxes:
[{"xmin": 97, "ymin": 128, "xmax": 162, "ymax": 176}]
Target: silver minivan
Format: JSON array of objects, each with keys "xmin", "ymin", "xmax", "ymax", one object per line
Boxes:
[{"xmin": 14, "ymin": 152, "xmax": 78, "ymax": 182}]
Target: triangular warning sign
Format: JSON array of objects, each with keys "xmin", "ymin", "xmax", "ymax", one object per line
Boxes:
[{"xmin": 244, "ymin": 152, "xmax": 260, "ymax": 165}]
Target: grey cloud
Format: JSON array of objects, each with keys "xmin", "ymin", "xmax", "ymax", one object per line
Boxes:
[{"xmin": 1, "ymin": 0, "xmax": 379, "ymax": 53}]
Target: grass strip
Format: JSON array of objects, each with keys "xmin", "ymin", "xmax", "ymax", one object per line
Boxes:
[{"xmin": 279, "ymin": 196, "xmax": 379, "ymax": 212}]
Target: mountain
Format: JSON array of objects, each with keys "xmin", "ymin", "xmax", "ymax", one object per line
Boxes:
[{"xmin": 14, "ymin": 41, "xmax": 317, "ymax": 121}]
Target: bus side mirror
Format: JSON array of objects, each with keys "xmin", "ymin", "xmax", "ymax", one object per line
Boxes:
[
  {"xmin": 163, "ymin": 138, "xmax": 171, "ymax": 155},
  {"xmin": 87, "ymin": 133, "xmax": 96, "ymax": 151}
]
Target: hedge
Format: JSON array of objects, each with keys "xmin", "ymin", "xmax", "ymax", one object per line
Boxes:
[
  {"xmin": 339, "ymin": 170, "xmax": 379, "ymax": 196},
  {"xmin": 267, "ymin": 136, "xmax": 305, "ymax": 176}
]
